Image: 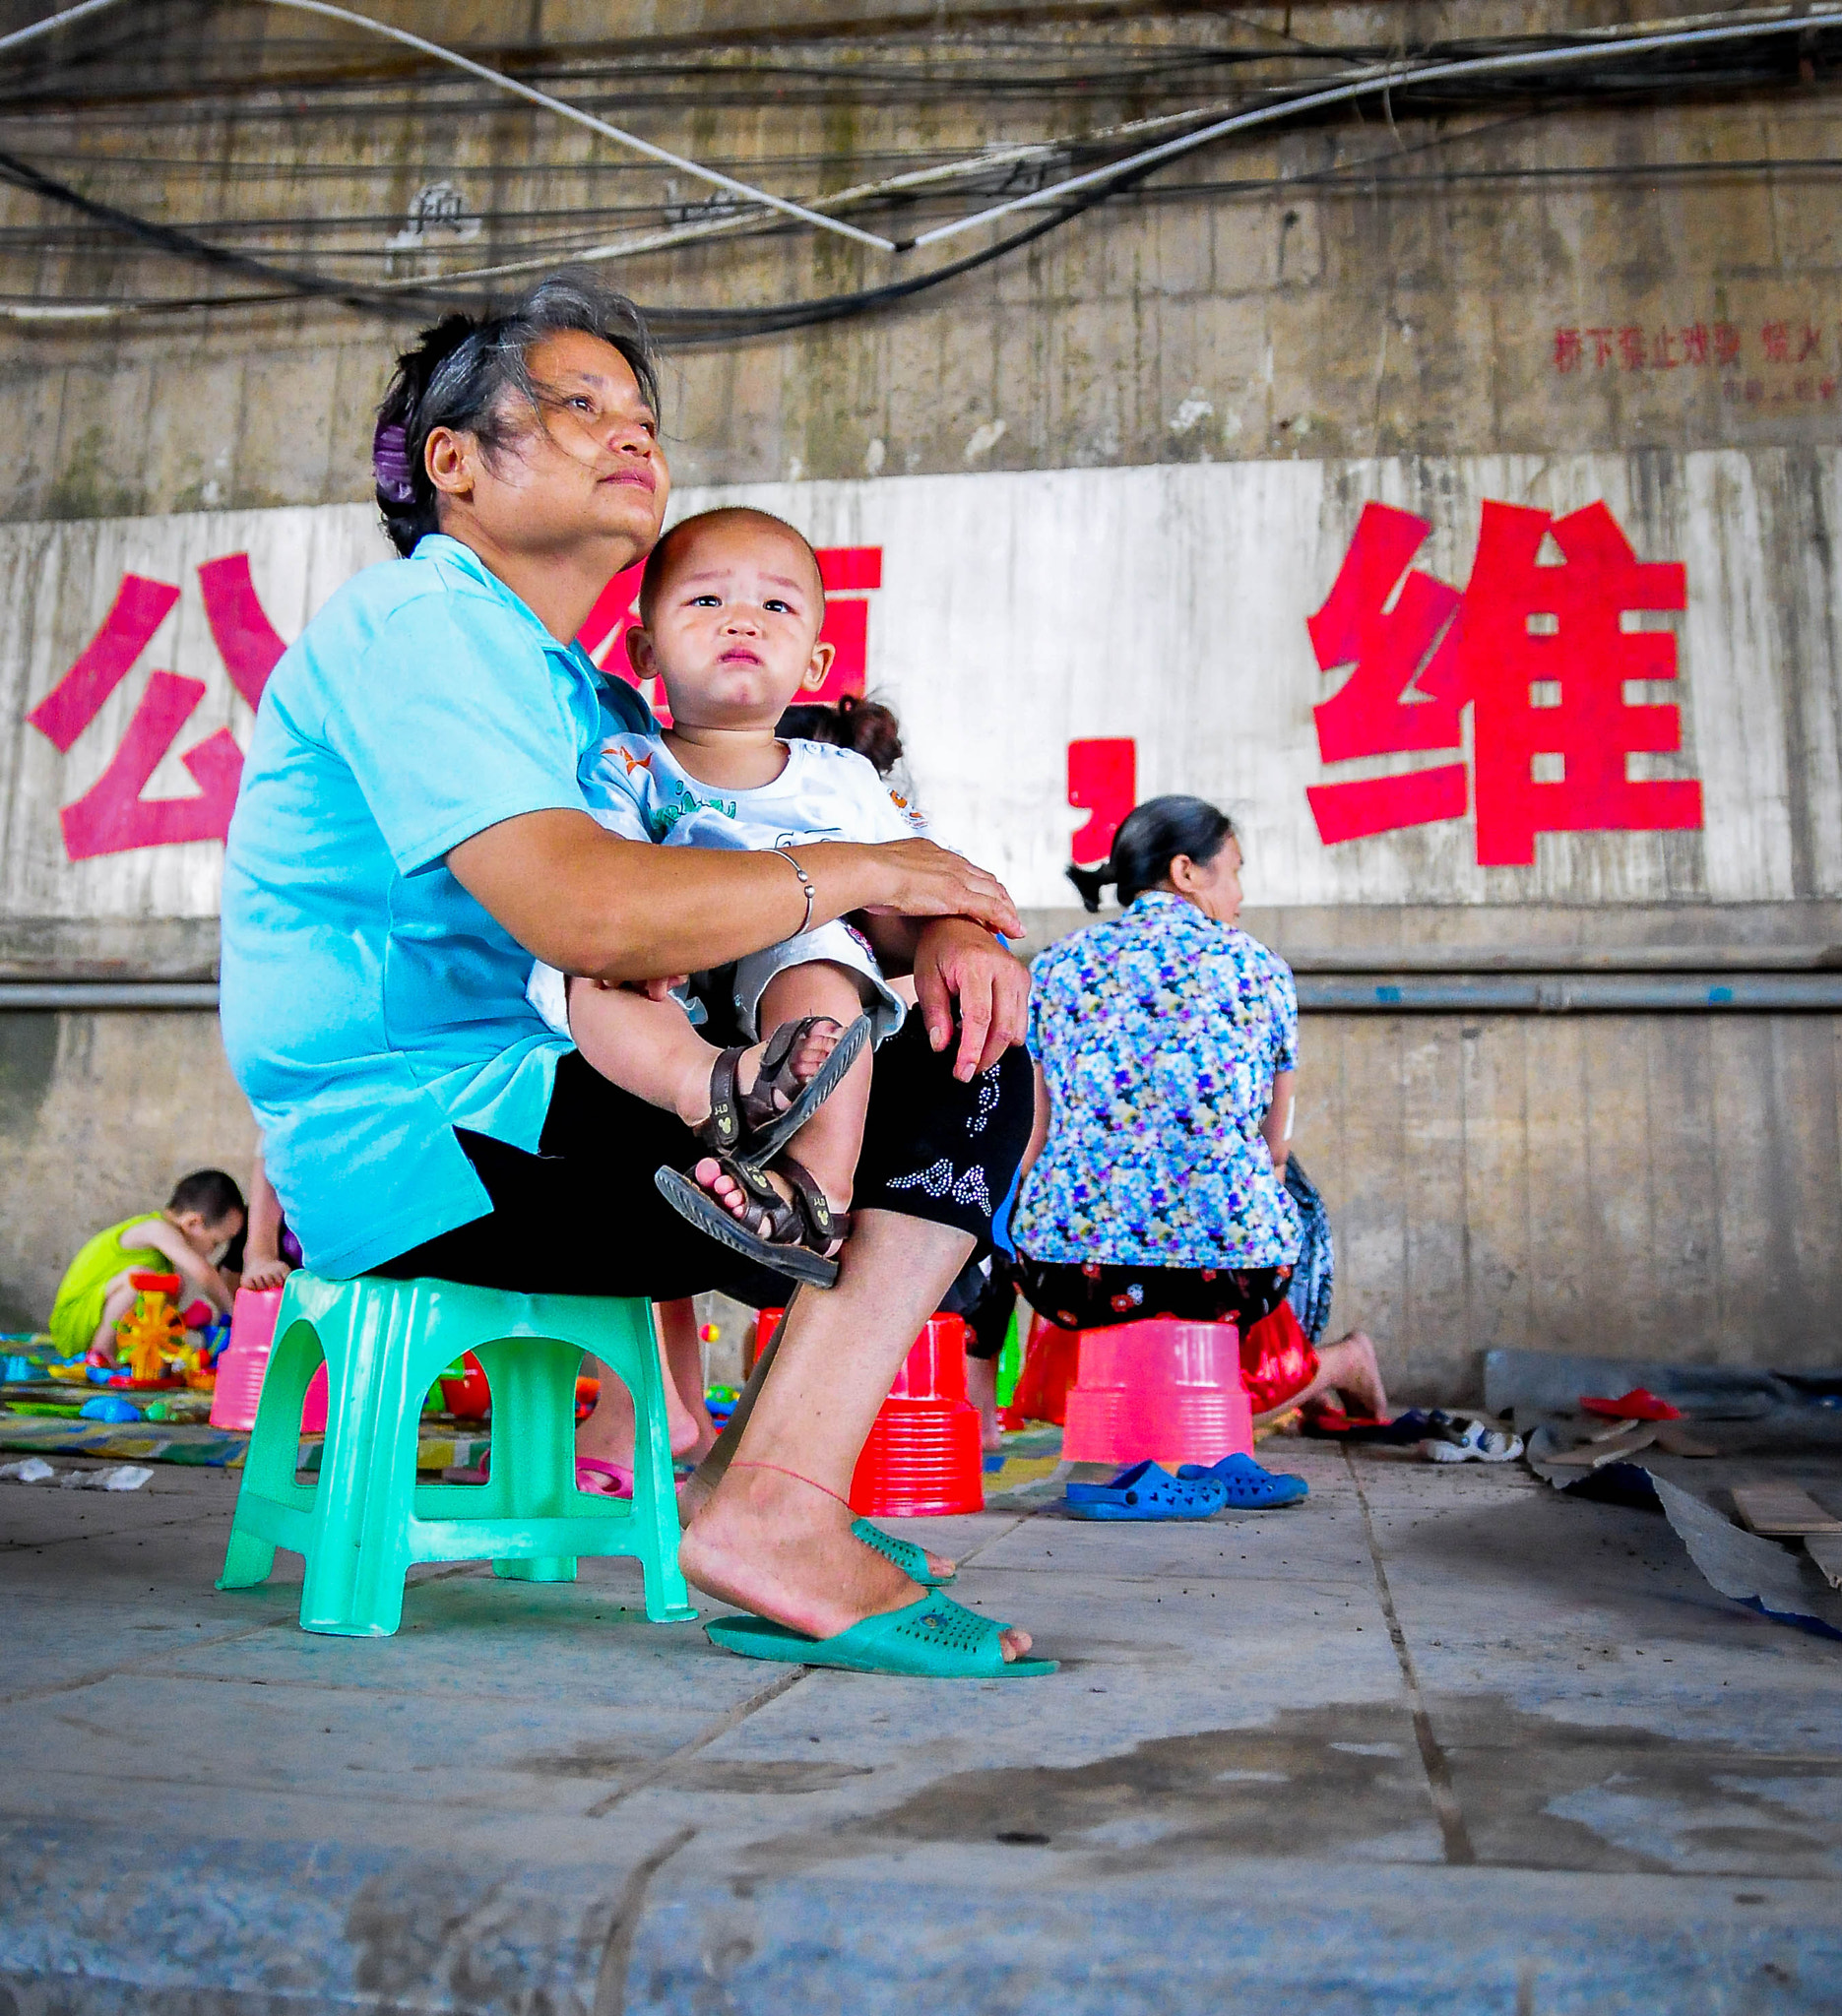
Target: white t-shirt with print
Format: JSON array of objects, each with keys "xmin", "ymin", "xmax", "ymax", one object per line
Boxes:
[
  {"xmin": 579, "ymin": 732, "xmax": 928, "ymax": 851},
  {"xmin": 527, "ymin": 733, "xmax": 928, "ymax": 1043}
]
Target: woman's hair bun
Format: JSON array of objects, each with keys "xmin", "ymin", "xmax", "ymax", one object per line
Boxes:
[
  {"xmin": 1065, "ymin": 796, "xmax": 1235, "ymax": 911},
  {"xmin": 775, "ymin": 692, "xmax": 905, "ymax": 778}
]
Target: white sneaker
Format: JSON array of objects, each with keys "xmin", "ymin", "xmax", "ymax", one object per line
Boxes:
[{"xmin": 1420, "ymin": 1411, "xmax": 1524, "ymax": 1464}]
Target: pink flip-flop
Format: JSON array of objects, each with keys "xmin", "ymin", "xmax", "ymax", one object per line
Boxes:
[{"xmin": 575, "ymin": 1458, "xmax": 633, "ymax": 1498}]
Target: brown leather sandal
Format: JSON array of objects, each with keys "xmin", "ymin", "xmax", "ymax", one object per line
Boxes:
[
  {"xmin": 694, "ymin": 1014, "xmax": 872, "ymax": 1163},
  {"xmin": 655, "ymin": 1150, "xmax": 850, "ymax": 1289}
]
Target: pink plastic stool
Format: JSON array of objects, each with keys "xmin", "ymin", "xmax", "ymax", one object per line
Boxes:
[
  {"xmin": 211, "ymin": 1286, "xmax": 327, "ymax": 1434},
  {"xmin": 1061, "ymin": 1319, "xmax": 1252, "ymax": 1468}
]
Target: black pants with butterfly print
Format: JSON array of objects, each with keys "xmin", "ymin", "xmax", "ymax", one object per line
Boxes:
[{"xmin": 375, "ymin": 1016, "xmax": 1035, "ymax": 1304}]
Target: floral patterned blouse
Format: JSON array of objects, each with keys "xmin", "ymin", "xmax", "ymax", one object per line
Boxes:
[{"xmin": 1011, "ymin": 892, "xmax": 1302, "ymax": 1270}]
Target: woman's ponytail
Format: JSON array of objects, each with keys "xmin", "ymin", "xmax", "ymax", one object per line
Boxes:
[
  {"xmin": 1065, "ymin": 860, "xmax": 1117, "ymax": 912},
  {"xmin": 1065, "ymin": 796, "xmax": 1235, "ymax": 911}
]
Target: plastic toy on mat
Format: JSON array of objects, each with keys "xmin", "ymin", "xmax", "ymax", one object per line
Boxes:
[{"xmin": 111, "ymin": 1272, "xmax": 188, "ymax": 1385}]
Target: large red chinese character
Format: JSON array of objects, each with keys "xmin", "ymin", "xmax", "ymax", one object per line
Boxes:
[
  {"xmin": 1304, "ymin": 503, "xmax": 1467, "ymax": 844},
  {"xmin": 1067, "ymin": 738, "xmax": 1135, "ymax": 865},
  {"xmin": 26, "ymin": 563, "xmax": 278, "ymax": 861},
  {"xmin": 1456, "ymin": 501, "xmax": 1697, "ymax": 865},
  {"xmin": 1306, "ymin": 501, "xmax": 1699, "ymax": 865}
]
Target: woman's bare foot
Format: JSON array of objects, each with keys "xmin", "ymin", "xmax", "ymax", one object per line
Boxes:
[
  {"xmin": 679, "ymin": 1462, "xmax": 1028, "ymax": 1656},
  {"xmin": 670, "ymin": 1020, "xmax": 841, "ymax": 1135},
  {"xmin": 1315, "ymin": 1330, "xmax": 1390, "ymax": 1418}
]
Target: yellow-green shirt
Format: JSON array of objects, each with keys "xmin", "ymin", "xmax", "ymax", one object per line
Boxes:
[{"xmin": 47, "ymin": 1214, "xmax": 165, "ymax": 1358}]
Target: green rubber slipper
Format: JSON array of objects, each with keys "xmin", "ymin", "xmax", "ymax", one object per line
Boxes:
[
  {"xmin": 705, "ymin": 1591, "xmax": 1056, "ymax": 1678},
  {"xmin": 852, "ymin": 1516, "xmax": 955, "ymax": 1587}
]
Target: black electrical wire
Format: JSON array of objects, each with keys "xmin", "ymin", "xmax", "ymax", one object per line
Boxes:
[{"xmin": 3, "ymin": 14, "xmax": 1840, "ymax": 338}]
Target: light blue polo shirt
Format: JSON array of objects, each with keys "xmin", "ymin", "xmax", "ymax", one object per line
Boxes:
[{"xmin": 220, "ymin": 534, "xmax": 654, "ymax": 1278}]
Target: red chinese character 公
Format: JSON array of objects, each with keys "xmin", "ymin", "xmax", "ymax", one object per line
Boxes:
[
  {"xmin": 1799, "ymin": 323, "xmax": 1822, "ymax": 362},
  {"xmin": 1761, "ymin": 321, "xmax": 1790, "ymax": 363},
  {"xmin": 1554, "ymin": 328, "xmax": 1583, "ymax": 373},
  {"xmin": 26, "ymin": 559, "xmax": 285, "ymax": 862},
  {"xmin": 1714, "ymin": 323, "xmax": 1742, "ymax": 365},
  {"xmin": 1306, "ymin": 502, "xmax": 1701, "ymax": 865},
  {"xmin": 1681, "ymin": 322, "xmax": 1710, "ymax": 365}
]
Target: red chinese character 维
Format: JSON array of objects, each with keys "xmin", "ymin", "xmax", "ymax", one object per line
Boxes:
[
  {"xmin": 1714, "ymin": 323, "xmax": 1742, "ymax": 365},
  {"xmin": 1554, "ymin": 328, "xmax": 1583, "ymax": 373},
  {"xmin": 1619, "ymin": 326, "xmax": 1647, "ymax": 371},
  {"xmin": 1455, "ymin": 501, "xmax": 1698, "ymax": 866},
  {"xmin": 1761, "ymin": 321, "xmax": 1790, "ymax": 363},
  {"xmin": 1681, "ymin": 322, "xmax": 1710, "ymax": 365},
  {"xmin": 25, "ymin": 555, "xmax": 286, "ymax": 862},
  {"xmin": 1306, "ymin": 501, "xmax": 1700, "ymax": 865},
  {"xmin": 1586, "ymin": 328, "xmax": 1616, "ymax": 368}
]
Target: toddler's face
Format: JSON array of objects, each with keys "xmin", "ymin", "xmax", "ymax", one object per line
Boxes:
[{"xmin": 632, "ymin": 520, "xmax": 830, "ymax": 729}]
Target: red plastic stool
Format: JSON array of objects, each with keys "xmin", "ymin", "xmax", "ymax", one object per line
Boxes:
[
  {"xmin": 1001, "ymin": 1311, "xmax": 1082, "ymax": 1428},
  {"xmin": 1061, "ymin": 1318, "xmax": 1252, "ymax": 1467},
  {"xmin": 754, "ymin": 1309, "xmax": 985, "ymax": 1517}
]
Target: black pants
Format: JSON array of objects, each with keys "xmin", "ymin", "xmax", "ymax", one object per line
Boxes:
[
  {"xmin": 1013, "ymin": 1255, "xmax": 1292, "ymax": 1335},
  {"xmin": 376, "ymin": 1017, "xmax": 1035, "ymax": 1302}
]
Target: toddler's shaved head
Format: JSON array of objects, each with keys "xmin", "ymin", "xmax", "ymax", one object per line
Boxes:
[{"xmin": 638, "ymin": 507, "xmax": 825, "ymax": 624}]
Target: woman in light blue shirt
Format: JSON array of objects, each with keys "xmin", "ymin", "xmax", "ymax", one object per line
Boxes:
[{"xmin": 220, "ymin": 273, "xmax": 1047, "ymax": 1676}]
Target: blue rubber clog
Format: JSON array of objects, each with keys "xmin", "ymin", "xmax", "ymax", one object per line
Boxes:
[
  {"xmin": 1064, "ymin": 1460, "xmax": 1228, "ymax": 1521},
  {"xmin": 1175, "ymin": 1452, "xmax": 1308, "ymax": 1508}
]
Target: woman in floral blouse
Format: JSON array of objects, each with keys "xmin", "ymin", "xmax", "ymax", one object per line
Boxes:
[{"xmin": 1010, "ymin": 795, "xmax": 1388, "ymax": 1420}]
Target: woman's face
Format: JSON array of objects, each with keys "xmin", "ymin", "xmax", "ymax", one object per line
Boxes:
[
  {"xmin": 1166, "ymin": 836, "xmax": 1243, "ymax": 925},
  {"xmin": 426, "ymin": 329, "xmax": 669, "ymax": 569}
]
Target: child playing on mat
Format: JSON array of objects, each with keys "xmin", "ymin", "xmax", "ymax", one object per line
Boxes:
[
  {"xmin": 526, "ymin": 506, "xmax": 930, "ymax": 1288},
  {"xmin": 47, "ymin": 1168, "xmax": 246, "ymax": 1363}
]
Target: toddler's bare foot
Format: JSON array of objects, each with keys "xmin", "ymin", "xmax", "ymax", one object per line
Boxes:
[{"xmin": 693, "ymin": 1157, "xmax": 847, "ymax": 1259}]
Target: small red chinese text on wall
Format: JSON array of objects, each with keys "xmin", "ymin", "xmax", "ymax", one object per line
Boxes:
[{"xmin": 1305, "ymin": 500, "xmax": 1701, "ymax": 866}]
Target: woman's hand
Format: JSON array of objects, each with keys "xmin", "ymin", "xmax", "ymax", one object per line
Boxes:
[
  {"xmin": 843, "ymin": 839, "xmax": 1024, "ymax": 941},
  {"xmin": 912, "ymin": 918, "xmax": 1031, "ymax": 1081},
  {"xmin": 241, "ymin": 1254, "xmax": 291, "ymax": 1292}
]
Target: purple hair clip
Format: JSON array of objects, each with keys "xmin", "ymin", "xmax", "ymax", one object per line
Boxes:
[{"xmin": 372, "ymin": 420, "xmax": 414, "ymax": 504}]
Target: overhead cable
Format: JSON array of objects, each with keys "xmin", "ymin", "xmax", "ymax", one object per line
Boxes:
[{"xmin": 915, "ymin": 4, "xmax": 1842, "ymax": 244}]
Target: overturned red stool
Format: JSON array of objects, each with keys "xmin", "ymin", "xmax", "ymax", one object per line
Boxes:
[
  {"xmin": 1061, "ymin": 1318, "xmax": 1253, "ymax": 1469},
  {"xmin": 754, "ymin": 1309, "xmax": 985, "ymax": 1517}
]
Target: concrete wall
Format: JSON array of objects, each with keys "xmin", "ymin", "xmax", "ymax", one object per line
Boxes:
[
  {"xmin": 1, "ymin": 2, "xmax": 1838, "ymax": 1386},
  {"xmin": 0, "ymin": 1009, "xmax": 255, "ymax": 1331},
  {"xmin": 7, "ymin": 998, "xmax": 1833, "ymax": 1405}
]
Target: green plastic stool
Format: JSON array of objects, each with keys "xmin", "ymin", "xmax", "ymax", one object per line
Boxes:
[{"xmin": 217, "ymin": 1272, "xmax": 698, "ymax": 1637}]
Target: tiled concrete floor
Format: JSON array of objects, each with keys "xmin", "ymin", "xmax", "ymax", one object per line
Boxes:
[{"xmin": 2, "ymin": 1444, "xmax": 1838, "ymax": 2013}]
